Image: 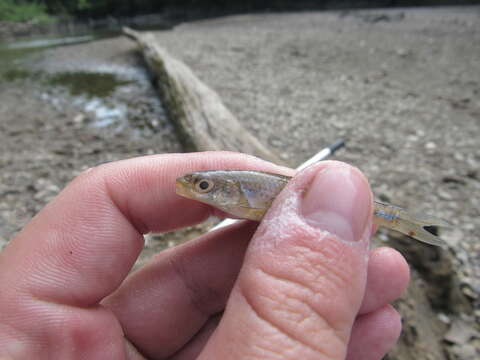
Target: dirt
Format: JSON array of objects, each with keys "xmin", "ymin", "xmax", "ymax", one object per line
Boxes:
[
  {"xmin": 143, "ymin": 8, "xmax": 480, "ymax": 358},
  {"xmin": 0, "ymin": 20, "xmax": 44, "ymax": 40},
  {"xmin": 1, "ymin": 6, "xmax": 479, "ymax": 359},
  {"xmin": 0, "ymin": 36, "xmax": 185, "ymax": 256}
]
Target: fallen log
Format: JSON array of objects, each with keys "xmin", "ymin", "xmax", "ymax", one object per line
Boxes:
[
  {"xmin": 123, "ymin": 27, "xmax": 478, "ymax": 360},
  {"xmin": 123, "ymin": 27, "xmax": 284, "ymax": 165}
]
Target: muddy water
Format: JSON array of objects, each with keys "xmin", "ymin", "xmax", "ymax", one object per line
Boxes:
[{"xmin": 0, "ymin": 32, "xmax": 187, "ymax": 256}]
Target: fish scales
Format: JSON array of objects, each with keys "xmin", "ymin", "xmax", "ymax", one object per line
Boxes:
[{"xmin": 176, "ymin": 170, "xmax": 450, "ymax": 247}]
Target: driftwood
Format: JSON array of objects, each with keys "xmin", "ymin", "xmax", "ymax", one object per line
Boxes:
[
  {"xmin": 123, "ymin": 27, "xmax": 284, "ymax": 165},
  {"xmin": 123, "ymin": 27, "xmax": 478, "ymax": 360}
]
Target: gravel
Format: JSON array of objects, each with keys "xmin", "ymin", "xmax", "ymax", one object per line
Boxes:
[
  {"xmin": 1, "ymin": 6, "xmax": 479, "ymax": 358},
  {"xmin": 146, "ymin": 7, "xmax": 480, "ymax": 358}
]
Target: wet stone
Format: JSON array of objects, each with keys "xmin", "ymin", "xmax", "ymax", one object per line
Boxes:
[
  {"xmin": 448, "ymin": 343, "xmax": 478, "ymax": 360},
  {"xmin": 444, "ymin": 318, "xmax": 477, "ymax": 344}
]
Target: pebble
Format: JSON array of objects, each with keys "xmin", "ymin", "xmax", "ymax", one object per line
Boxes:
[
  {"xmin": 73, "ymin": 113, "xmax": 86, "ymax": 124},
  {"xmin": 449, "ymin": 344, "xmax": 478, "ymax": 360},
  {"xmin": 444, "ymin": 318, "xmax": 477, "ymax": 344},
  {"xmin": 1, "ymin": 9, "xmax": 480, "ymax": 360},
  {"xmin": 464, "ymin": 277, "xmax": 480, "ymax": 294},
  {"xmin": 454, "ymin": 152, "xmax": 465, "ymax": 161},
  {"xmin": 461, "ymin": 285, "xmax": 478, "ymax": 299},
  {"xmin": 437, "ymin": 188, "xmax": 454, "ymax": 200},
  {"xmin": 280, "ymin": 152, "xmax": 290, "ymax": 160},
  {"xmin": 425, "ymin": 141, "xmax": 437, "ymax": 150},
  {"xmin": 475, "ymin": 309, "xmax": 480, "ymax": 320},
  {"xmin": 395, "ymin": 47, "xmax": 409, "ymax": 57},
  {"xmin": 0, "ymin": 235, "xmax": 7, "ymax": 250},
  {"xmin": 445, "ymin": 228, "xmax": 463, "ymax": 247},
  {"xmin": 437, "ymin": 313, "xmax": 451, "ymax": 324}
]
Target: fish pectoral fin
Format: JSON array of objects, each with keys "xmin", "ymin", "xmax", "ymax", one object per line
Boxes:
[
  {"xmin": 223, "ymin": 204, "xmax": 267, "ymax": 221},
  {"xmin": 237, "ymin": 206, "xmax": 267, "ymax": 221}
]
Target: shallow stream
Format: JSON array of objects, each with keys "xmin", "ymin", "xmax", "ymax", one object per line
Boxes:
[{"xmin": 0, "ymin": 27, "xmax": 183, "ymax": 248}]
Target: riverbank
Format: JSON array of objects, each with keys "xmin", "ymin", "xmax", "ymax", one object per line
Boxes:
[
  {"xmin": 1, "ymin": 6, "xmax": 479, "ymax": 359},
  {"xmin": 142, "ymin": 7, "xmax": 480, "ymax": 359},
  {"xmin": 0, "ymin": 14, "xmax": 174, "ymax": 41},
  {"xmin": 0, "ymin": 33, "xmax": 185, "ymax": 255},
  {"xmin": 0, "ymin": 19, "xmax": 46, "ymax": 39}
]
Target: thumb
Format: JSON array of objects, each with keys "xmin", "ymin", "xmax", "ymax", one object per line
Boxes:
[{"xmin": 199, "ymin": 161, "xmax": 373, "ymax": 360}]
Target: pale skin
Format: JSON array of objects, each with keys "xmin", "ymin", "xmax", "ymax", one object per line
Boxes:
[{"xmin": 0, "ymin": 152, "xmax": 410, "ymax": 360}]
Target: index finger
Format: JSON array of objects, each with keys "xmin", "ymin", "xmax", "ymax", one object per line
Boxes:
[{"xmin": 0, "ymin": 152, "xmax": 293, "ymax": 307}]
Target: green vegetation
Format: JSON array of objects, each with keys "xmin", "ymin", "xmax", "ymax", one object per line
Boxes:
[
  {"xmin": 0, "ymin": 65, "xmax": 44, "ymax": 82},
  {"xmin": 1, "ymin": 66, "xmax": 132, "ymax": 98},
  {"xmin": 48, "ymin": 72, "xmax": 131, "ymax": 98},
  {"xmin": 0, "ymin": 46, "xmax": 41, "ymax": 82},
  {"xmin": 2, "ymin": 68, "xmax": 31, "ymax": 81},
  {"xmin": 2, "ymin": 1, "xmax": 475, "ymax": 24},
  {"xmin": 0, "ymin": 0, "xmax": 52, "ymax": 23}
]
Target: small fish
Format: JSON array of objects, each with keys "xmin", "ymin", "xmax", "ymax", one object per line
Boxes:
[{"xmin": 176, "ymin": 170, "xmax": 450, "ymax": 246}]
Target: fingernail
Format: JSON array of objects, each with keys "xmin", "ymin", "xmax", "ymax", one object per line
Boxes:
[{"xmin": 301, "ymin": 164, "xmax": 372, "ymax": 242}]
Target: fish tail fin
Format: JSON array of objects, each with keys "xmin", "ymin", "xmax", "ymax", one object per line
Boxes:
[{"xmin": 374, "ymin": 201, "xmax": 451, "ymax": 247}]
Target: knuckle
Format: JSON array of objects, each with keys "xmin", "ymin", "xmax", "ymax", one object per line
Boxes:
[
  {"xmin": 238, "ymin": 261, "xmax": 348, "ymax": 358},
  {"xmin": 297, "ymin": 236, "xmax": 357, "ymax": 286},
  {"xmin": 49, "ymin": 306, "xmax": 121, "ymax": 354}
]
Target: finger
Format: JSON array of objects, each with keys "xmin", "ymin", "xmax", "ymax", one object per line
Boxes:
[
  {"xmin": 107, "ymin": 240, "xmax": 408, "ymax": 359},
  {"xmin": 104, "ymin": 221, "xmax": 257, "ymax": 359},
  {"xmin": 125, "ymin": 340, "xmax": 147, "ymax": 360},
  {"xmin": 0, "ymin": 152, "xmax": 291, "ymax": 309},
  {"xmin": 114, "ymin": 245, "xmax": 408, "ymax": 359},
  {"xmin": 359, "ymin": 247, "xmax": 410, "ymax": 314},
  {"xmin": 122, "ymin": 245, "xmax": 409, "ymax": 360},
  {"xmin": 346, "ymin": 305, "xmax": 402, "ymax": 360},
  {"xmin": 168, "ymin": 314, "xmax": 222, "ymax": 360},
  {"xmin": 199, "ymin": 161, "xmax": 373, "ymax": 359}
]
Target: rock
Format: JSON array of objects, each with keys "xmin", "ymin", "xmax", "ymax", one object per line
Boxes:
[
  {"xmin": 437, "ymin": 313, "xmax": 451, "ymax": 324},
  {"xmin": 2, "ymin": 9, "xmax": 480, "ymax": 360},
  {"xmin": 444, "ymin": 318, "xmax": 476, "ymax": 344},
  {"xmin": 461, "ymin": 285, "xmax": 478, "ymax": 300},
  {"xmin": 449, "ymin": 344, "xmax": 478, "ymax": 360},
  {"xmin": 437, "ymin": 188, "xmax": 453, "ymax": 200},
  {"xmin": 122, "ymin": 27, "xmax": 284, "ymax": 165},
  {"xmin": 0, "ymin": 235, "xmax": 7, "ymax": 250},
  {"xmin": 396, "ymin": 48, "xmax": 410, "ymax": 57},
  {"xmin": 444, "ymin": 228, "xmax": 463, "ymax": 248},
  {"xmin": 425, "ymin": 141, "xmax": 437, "ymax": 150},
  {"xmin": 388, "ymin": 270, "xmax": 448, "ymax": 360},
  {"xmin": 73, "ymin": 113, "xmax": 86, "ymax": 124}
]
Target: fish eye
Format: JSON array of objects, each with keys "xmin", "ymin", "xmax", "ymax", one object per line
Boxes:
[{"xmin": 195, "ymin": 179, "xmax": 214, "ymax": 193}]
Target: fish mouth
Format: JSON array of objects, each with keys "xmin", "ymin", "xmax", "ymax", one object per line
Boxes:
[{"xmin": 175, "ymin": 176, "xmax": 193, "ymax": 198}]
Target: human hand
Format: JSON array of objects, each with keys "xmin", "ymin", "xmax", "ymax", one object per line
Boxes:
[{"xmin": 0, "ymin": 152, "xmax": 409, "ymax": 360}]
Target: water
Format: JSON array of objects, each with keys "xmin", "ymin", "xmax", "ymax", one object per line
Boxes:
[
  {"xmin": 0, "ymin": 21, "xmax": 181, "ymax": 249},
  {"xmin": 0, "ymin": 23, "xmax": 174, "ymax": 141},
  {"xmin": 47, "ymin": 71, "xmax": 132, "ymax": 98},
  {"xmin": 5, "ymin": 35, "xmax": 95, "ymax": 50}
]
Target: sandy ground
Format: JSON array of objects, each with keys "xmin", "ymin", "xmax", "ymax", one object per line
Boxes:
[
  {"xmin": 0, "ymin": 36, "xmax": 185, "ymax": 258},
  {"xmin": 150, "ymin": 9, "xmax": 480, "ymax": 358},
  {"xmin": 1, "ymin": 6, "xmax": 479, "ymax": 359}
]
